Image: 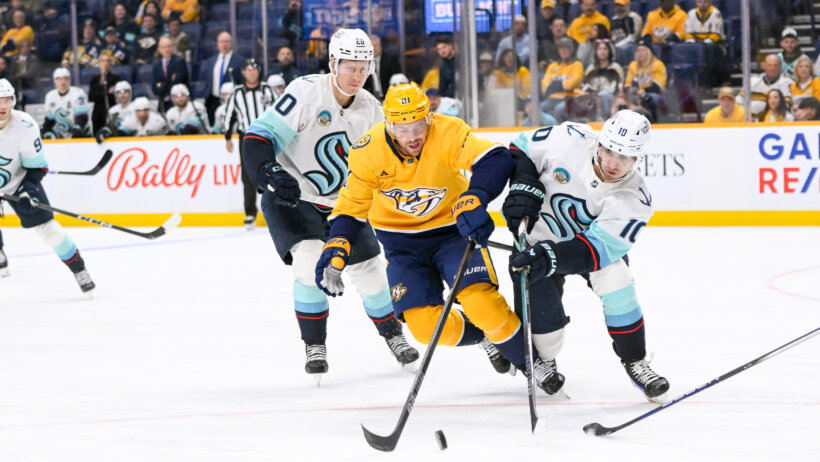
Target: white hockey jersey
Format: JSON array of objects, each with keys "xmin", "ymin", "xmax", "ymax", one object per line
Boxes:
[
  {"xmin": 165, "ymin": 101, "xmax": 210, "ymax": 135},
  {"xmin": 109, "ymin": 102, "xmax": 136, "ymax": 128},
  {"xmin": 511, "ymin": 122, "xmax": 654, "ymax": 270},
  {"xmin": 117, "ymin": 112, "xmax": 169, "ymax": 137},
  {"xmin": 212, "ymin": 103, "xmax": 227, "ymax": 134},
  {"xmin": 0, "ymin": 110, "xmax": 48, "ymax": 195},
  {"xmin": 43, "ymin": 86, "xmax": 90, "ymax": 138},
  {"xmin": 245, "ymin": 73, "xmax": 384, "ymax": 207}
]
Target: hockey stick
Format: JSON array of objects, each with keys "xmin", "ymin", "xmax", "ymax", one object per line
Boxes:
[
  {"xmin": 488, "ymin": 240, "xmax": 514, "ymax": 252},
  {"xmin": 1, "ymin": 194, "xmax": 182, "ymax": 240},
  {"xmin": 584, "ymin": 325, "xmax": 820, "ymax": 437},
  {"xmin": 48, "ymin": 149, "xmax": 113, "ymax": 175},
  {"xmin": 362, "ymin": 239, "xmax": 477, "ymax": 452},
  {"xmin": 513, "ymin": 219, "xmax": 541, "ymax": 432}
]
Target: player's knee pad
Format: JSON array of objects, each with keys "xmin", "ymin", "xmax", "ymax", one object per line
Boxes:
[
  {"xmin": 347, "ymin": 256, "xmax": 388, "ymax": 296},
  {"xmin": 33, "ymin": 220, "xmax": 77, "ymax": 261},
  {"xmin": 533, "ymin": 328, "xmax": 565, "ymax": 360},
  {"xmin": 458, "ymin": 283, "xmax": 521, "ymax": 344},
  {"xmin": 589, "ymin": 259, "xmax": 643, "ymax": 327},
  {"xmin": 290, "ymin": 239, "xmax": 324, "ymax": 287},
  {"xmin": 403, "ymin": 305, "xmax": 464, "ymax": 346}
]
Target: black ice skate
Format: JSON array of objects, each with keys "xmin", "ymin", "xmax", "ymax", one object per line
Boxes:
[
  {"xmin": 0, "ymin": 249, "xmax": 8, "ymax": 277},
  {"xmin": 305, "ymin": 344, "xmax": 328, "ymax": 386},
  {"xmin": 385, "ymin": 333, "xmax": 420, "ymax": 370},
  {"xmin": 73, "ymin": 269, "xmax": 95, "ymax": 294},
  {"xmin": 479, "ymin": 338, "xmax": 516, "ymax": 376},
  {"xmin": 621, "ymin": 358, "xmax": 670, "ymax": 403},
  {"xmin": 244, "ymin": 215, "xmax": 255, "ymax": 231},
  {"xmin": 530, "ymin": 358, "xmax": 566, "ymax": 396}
]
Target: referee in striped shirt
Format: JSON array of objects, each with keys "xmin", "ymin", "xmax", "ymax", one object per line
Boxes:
[{"xmin": 224, "ymin": 58, "xmax": 276, "ymax": 229}]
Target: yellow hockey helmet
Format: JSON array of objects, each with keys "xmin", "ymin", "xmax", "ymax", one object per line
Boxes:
[{"xmin": 383, "ymin": 82, "xmax": 432, "ymax": 128}]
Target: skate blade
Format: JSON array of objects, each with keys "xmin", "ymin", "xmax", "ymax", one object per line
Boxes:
[
  {"xmin": 647, "ymin": 392, "xmax": 669, "ymax": 404},
  {"xmin": 544, "ymin": 388, "xmax": 571, "ymax": 401},
  {"xmin": 401, "ymin": 360, "xmax": 419, "ymax": 374},
  {"xmin": 0, "ymin": 268, "xmax": 9, "ymax": 278},
  {"xmin": 245, "ymin": 224, "xmax": 255, "ymax": 231},
  {"xmin": 311, "ymin": 373, "xmax": 326, "ymax": 387},
  {"xmin": 507, "ymin": 366, "xmax": 517, "ymax": 377}
]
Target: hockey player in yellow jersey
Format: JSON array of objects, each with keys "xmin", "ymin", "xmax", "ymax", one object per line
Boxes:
[{"xmin": 314, "ymin": 83, "xmax": 564, "ymax": 393}]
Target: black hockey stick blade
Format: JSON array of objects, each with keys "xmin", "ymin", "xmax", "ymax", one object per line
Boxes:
[
  {"xmin": 583, "ymin": 325, "xmax": 820, "ymax": 437},
  {"xmin": 361, "ymin": 240, "xmax": 478, "ymax": 452},
  {"xmin": 488, "ymin": 240, "xmax": 513, "ymax": 252},
  {"xmin": 48, "ymin": 149, "xmax": 113, "ymax": 175}
]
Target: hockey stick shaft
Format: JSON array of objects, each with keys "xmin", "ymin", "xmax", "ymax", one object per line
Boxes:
[
  {"xmin": 48, "ymin": 149, "xmax": 113, "ymax": 175},
  {"xmin": 584, "ymin": 325, "xmax": 820, "ymax": 436},
  {"xmin": 514, "ymin": 219, "xmax": 540, "ymax": 432},
  {"xmin": 362, "ymin": 240, "xmax": 478, "ymax": 452},
  {"xmin": 2, "ymin": 194, "xmax": 181, "ymax": 240},
  {"xmin": 488, "ymin": 240, "xmax": 514, "ymax": 252}
]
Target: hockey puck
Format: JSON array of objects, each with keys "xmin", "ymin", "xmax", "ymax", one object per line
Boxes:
[{"xmin": 435, "ymin": 430, "xmax": 448, "ymax": 450}]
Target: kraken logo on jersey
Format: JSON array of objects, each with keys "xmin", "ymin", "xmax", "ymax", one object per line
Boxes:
[
  {"xmin": 0, "ymin": 155, "xmax": 11, "ymax": 188},
  {"xmin": 54, "ymin": 108, "xmax": 73, "ymax": 136},
  {"xmin": 382, "ymin": 186, "xmax": 447, "ymax": 217},
  {"xmin": 304, "ymin": 131, "xmax": 352, "ymax": 195},
  {"xmin": 541, "ymin": 193, "xmax": 597, "ymax": 240},
  {"xmin": 638, "ymin": 186, "xmax": 652, "ymax": 206}
]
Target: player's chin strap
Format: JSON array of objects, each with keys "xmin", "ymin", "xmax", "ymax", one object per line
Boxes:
[{"xmin": 330, "ymin": 66, "xmax": 359, "ymax": 98}]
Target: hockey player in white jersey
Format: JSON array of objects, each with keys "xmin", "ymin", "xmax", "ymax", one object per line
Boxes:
[
  {"xmin": 117, "ymin": 97, "xmax": 168, "ymax": 137},
  {"xmin": 0, "ymin": 78, "xmax": 95, "ymax": 292},
  {"xmin": 108, "ymin": 81, "xmax": 135, "ymax": 129},
  {"xmin": 242, "ymin": 28, "xmax": 419, "ymax": 380},
  {"xmin": 507, "ymin": 110, "xmax": 670, "ymax": 402},
  {"xmin": 211, "ymin": 82, "xmax": 234, "ymax": 134},
  {"xmin": 165, "ymin": 84, "xmax": 210, "ymax": 135},
  {"xmin": 41, "ymin": 67, "xmax": 90, "ymax": 139}
]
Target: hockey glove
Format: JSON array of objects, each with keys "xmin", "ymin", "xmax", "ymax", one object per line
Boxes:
[
  {"xmin": 15, "ymin": 181, "xmax": 41, "ymax": 214},
  {"xmin": 510, "ymin": 240, "xmax": 558, "ymax": 279},
  {"xmin": 71, "ymin": 126, "xmax": 87, "ymax": 139},
  {"xmin": 315, "ymin": 237, "xmax": 350, "ymax": 297},
  {"xmin": 452, "ymin": 189, "xmax": 494, "ymax": 247},
  {"xmin": 259, "ymin": 161, "xmax": 300, "ymax": 207},
  {"xmin": 502, "ymin": 176, "xmax": 545, "ymax": 234}
]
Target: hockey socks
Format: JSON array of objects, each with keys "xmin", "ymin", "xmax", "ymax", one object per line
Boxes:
[
  {"xmin": 608, "ymin": 317, "xmax": 647, "ymax": 363},
  {"xmin": 293, "ymin": 281, "xmax": 330, "ymax": 345}
]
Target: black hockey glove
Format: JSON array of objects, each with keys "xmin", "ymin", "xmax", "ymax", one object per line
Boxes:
[
  {"xmin": 510, "ymin": 240, "xmax": 557, "ymax": 279},
  {"xmin": 15, "ymin": 181, "xmax": 41, "ymax": 214},
  {"xmin": 259, "ymin": 160, "xmax": 300, "ymax": 207},
  {"xmin": 502, "ymin": 175, "xmax": 545, "ymax": 234}
]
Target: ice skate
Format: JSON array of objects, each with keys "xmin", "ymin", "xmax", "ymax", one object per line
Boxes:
[
  {"xmin": 244, "ymin": 215, "xmax": 255, "ymax": 231},
  {"xmin": 305, "ymin": 344, "xmax": 328, "ymax": 386},
  {"xmin": 480, "ymin": 338, "xmax": 516, "ymax": 376},
  {"xmin": 0, "ymin": 249, "xmax": 8, "ymax": 277},
  {"xmin": 73, "ymin": 269, "xmax": 95, "ymax": 294},
  {"xmin": 621, "ymin": 357, "xmax": 670, "ymax": 403},
  {"xmin": 385, "ymin": 333, "xmax": 419, "ymax": 371},
  {"xmin": 529, "ymin": 358, "xmax": 567, "ymax": 398}
]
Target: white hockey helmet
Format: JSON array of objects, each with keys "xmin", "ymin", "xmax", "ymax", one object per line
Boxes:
[
  {"xmin": 598, "ymin": 109, "xmax": 651, "ymax": 160},
  {"xmin": 114, "ymin": 80, "xmax": 132, "ymax": 93},
  {"xmin": 220, "ymin": 82, "xmax": 234, "ymax": 96},
  {"xmin": 328, "ymin": 28, "xmax": 374, "ymax": 98},
  {"xmin": 132, "ymin": 96, "xmax": 151, "ymax": 111},
  {"xmin": 170, "ymin": 83, "xmax": 190, "ymax": 97},
  {"xmin": 0, "ymin": 78, "xmax": 16, "ymax": 107},
  {"xmin": 267, "ymin": 74, "xmax": 285, "ymax": 88},
  {"xmin": 53, "ymin": 66, "xmax": 71, "ymax": 82},
  {"xmin": 389, "ymin": 73, "xmax": 409, "ymax": 87}
]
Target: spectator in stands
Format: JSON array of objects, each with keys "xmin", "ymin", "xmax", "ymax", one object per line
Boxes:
[
  {"xmin": 641, "ymin": 0, "xmax": 685, "ymax": 45},
  {"xmin": 536, "ymin": 0, "xmax": 557, "ymax": 41},
  {"xmin": 166, "ymin": 83, "xmax": 210, "ymax": 134},
  {"xmin": 109, "ymin": 80, "xmax": 135, "ymax": 130},
  {"xmin": 136, "ymin": 1, "xmax": 162, "ymax": 26},
  {"xmin": 0, "ymin": 56, "xmax": 13, "ymax": 89},
  {"xmin": 539, "ymin": 18, "xmax": 577, "ymax": 67},
  {"xmin": 109, "ymin": 3, "xmax": 139, "ymax": 45},
  {"xmin": 1, "ymin": 9, "xmax": 34, "ymax": 57},
  {"xmin": 276, "ymin": 0, "xmax": 303, "ymax": 48},
  {"xmin": 2, "ymin": 0, "xmax": 30, "ymax": 29},
  {"xmin": 625, "ymin": 40, "xmax": 667, "ymax": 121},
  {"xmin": 577, "ymin": 23, "xmax": 610, "ymax": 68},
  {"xmin": 166, "ymin": 17, "xmax": 191, "ymax": 60},
  {"xmin": 420, "ymin": 58, "xmax": 440, "ymax": 93},
  {"xmin": 62, "ymin": 18, "xmax": 102, "ymax": 67},
  {"xmin": 9, "ymin": 40, "xmax": 38, "ymax": 92},
  {"xmin": 436, "ymin": 35, "xmax": 457, "ymax": 98},
  {"xmin": 101, "ymin": 26, "xmax": 131, "ymax": 65},
  {"xmin": 117, "ymin": 96, "xmax": 169, "ymax": 136},
  {"xmin": 582, "ymin": 38, "xmax": 622, "ymax": 117},
  {"xmin": 777, "ymin": 27, "xmax": 808, "ymax": 82},
  {"xmin": 163, "ymin": 0, "xmax": 200, "ymax": 24},
  {"xmin": 788, "ymin": 56, "xmax": 820, "ymax": 109},
  {"xmin": 426, "ymin": 88, "xmax": 461, "ymax": 117},
  {"xmin": 758, "ymin": 89, "xmax": 794, "ymax": 122},
  {"xmin": 134, "ymin": 14, "xmax": 162, "ymax": 65},
  {"xmin": 740, "ymin": 54, "xmax": 793, "ymax": 118},
  {"xmin": 795, "ymin": 96, "xmax": 820, "ymax": 121},
  {"xmin": 496, "ymin": 15, "xmax": 530, "ymax": 65},
  {"xmin": 268, "ymin": 46, "xmax": 301, "ymax": 85},
  {"xmin": 521, "ymin": 95, "xmax": 558, "ymax": 126},
  {"xmin": 682, "ymin": 0, "xmax": 729, "ymax": 86},
  {"xmin": 478, "ymin": 51, "xmax": 494, "ymax": 94},
  {"xmin": 567, "ymin": 0, "xmax": 610, "ymax": 45},
  {"xmin": 486, "ymin": 48, "xmax": 531, "ymax": 102},
  {"xmin": 703, "ymin": 86, "xmax": 744, "ymax": 123},
  {"xmin": 540, "ymin": 37, "xmax": 583, "ymax": 120},
  {"xmin": 152, "ymin": 35, "xmax": 189, "ymax": 113},
  {"xmin": 365, "ymin": 34, "xmax": 401, "ymax": 100},
  {"xmin": 200, "ymin": 31, "xmax": 244, "ymax": 125},
  {"xmin": 89, "ymin": 54, "xmax": 121, "ymax": 137},
  {"xmin": 610, "ymin": 0, "xmax": 642, "ymax": 48}
]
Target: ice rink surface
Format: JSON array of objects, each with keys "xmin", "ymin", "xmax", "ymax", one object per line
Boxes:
[{"xmin": 0, "ymin": 224, "xmax": 817, "ymax": 461}]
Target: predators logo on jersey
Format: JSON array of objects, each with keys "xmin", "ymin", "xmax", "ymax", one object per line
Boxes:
[
  {"xmin": 382, "ymin": 187, "xmax": 447, "ymax": 217},
  {"xmin": 391, "ymin": 283, "xmax": 407, "ymax": 301}
]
